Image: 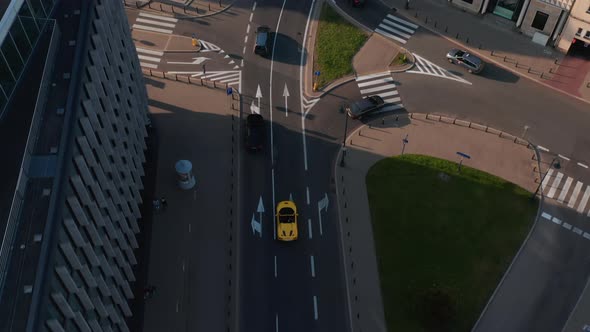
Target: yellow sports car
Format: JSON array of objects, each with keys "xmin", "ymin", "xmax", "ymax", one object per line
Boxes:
[{"xmin": 276, "ymin": 200, "xmax": 298, "ymax": 241}]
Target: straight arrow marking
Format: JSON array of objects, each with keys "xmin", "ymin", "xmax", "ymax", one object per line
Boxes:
[{"xmin": 283, "ymin": 83, "xmax": 290, "ymax": 117}]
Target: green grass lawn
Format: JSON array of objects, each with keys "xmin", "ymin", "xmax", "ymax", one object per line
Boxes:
[
  {"xmin": 314, "ymin": 3, "xmax": 367, "ymax": 88},
  {"xmin": 366, "ymin": 155, "xmax": 538, "ymax": 332}
]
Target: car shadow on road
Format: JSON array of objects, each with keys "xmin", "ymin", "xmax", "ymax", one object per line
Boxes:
[
  {"xmin": 271, "ymin": 32, "xmax": 303, "ymax": 66},
  {"xmin": 476, "ymin": 63, "xmax": 520, "ymax": 83}
]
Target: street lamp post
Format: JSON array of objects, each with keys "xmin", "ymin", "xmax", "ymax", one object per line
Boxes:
[{"xmin": 339, "ymin": 104, "xmax": 349, "ymax": 167}]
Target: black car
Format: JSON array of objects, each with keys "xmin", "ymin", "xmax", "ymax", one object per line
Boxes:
[
  {"xmin": 254, "ymin": 26, "xmax": 271, "ymax": 57},
  {"xmin": 346, "ymin": 95, "xmax": 385, "ymax": 119},
  {"xmin": 246, "ymin": 114, "xmax": 265, "ymax": 151},
  {"xmin": 352, "ymin": 0, "xmax": 366, "ymax": 7}
]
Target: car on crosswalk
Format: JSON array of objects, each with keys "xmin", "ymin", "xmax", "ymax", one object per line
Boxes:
[
  {"xmin": 276, "ymin": 200, "xmax": 298, "ymax": 241},
  {"xmin": 446, "ymin": 49, "xmax": 485, "ymax": 74},
  {"xmin": 346, "ymin": 95, "xmax": 385, "ymax": 119}
]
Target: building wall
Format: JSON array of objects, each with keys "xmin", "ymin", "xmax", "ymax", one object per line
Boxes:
[
  {"xmin": 556, "ymin": 0, "xmax": 590, "ymax": 51},
  {"xmin": 520, "ymin": 0, "xmax": 563, "ymax": 37},
  {"xmin": 451, "ymin": 0, "xmax": 485, "ymax": 14},
  {"xmin": 40, "ymin": 0, "xmax": 148, "ymax": 331}
]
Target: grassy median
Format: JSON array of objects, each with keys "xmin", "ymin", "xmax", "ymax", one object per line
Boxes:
[
  {"xmin": 314, "ymin": 3, "xmax": 367, "ymax": 88},
  {"xmin": 366, "ymin": 155, "xmax": 537, "ymax": 332}
]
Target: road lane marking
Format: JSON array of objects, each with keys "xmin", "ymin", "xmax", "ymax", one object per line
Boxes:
[
  {"xmin": 135, "ymin": 47, "xmax": 164, "ymax": 56},
  {"xmin": 244, "ymin": 35, "xmax": 248, "ymax": 43},
  {"xmin": 308, "ymin": 219, "xmax": 312, "ymax": 239},
  {"xmin": 188, "ymin": 223, "xmax": 191, "ymax": 233},
  {"xmin": 131, "ymin": 24, "xmax": 173, "ymax": 34},
  {"xmin": 176, "ymin": 300, "xmax": 179, "ymax": 312},
  {"xmin": 541, "ymin": 169, "xmax": 554, "ymax": 192},
  {"xmin": 568, "ymin": 181, "xmax": 583, "ymax": 208},
  {"xmin": 557, "ymin": 177, "xmax": 573, "ymax": 203},
  {"xmin": 573, "ymin": 227, "xmax": 583, "ymax": 235},
  {"xmin": 246, "ymin": 24, "xmax": 250, "ymax": 34},
  {"xmin": 547, "ymin": 172, "xmax": 563, "ymax": 198},
  {"xmin": 275, "ymin": 313, "xmax": 279, "ymax": 332},
  {"xmin": 137, "ymin": 54, "xmax": 161, "ymax": 63},
  {"xmin": 584, "ymin": 232, "xmax": 590, "ymax": 240},
  {"xmin": 249, "ymin": 12, "xmax": 253, "ymax": 22},
  {"xmin": 274, "ymin": 255, "xmax": 277, "ymax": 278},
  {"xmin": 541, "ymin": 212, "xmax": 552, "ymax": 220},
  {"xmin": 313, "ymin": 296, "xmax": 319, "ymax": 320},
  {"xmin": 242, "ymin": 46, "xmax": 246, "ymax": 54},
  {"xmin": 386, "ymin": 14, "xmax": 419, "ymax": 28},
  {"xmin": 577, "ymin": 186, "xmax": 590, "ymax": 213},
  {"xmin": 252, "ymin": 1, "xmax": 257, "ymax": 11},
  {"xmin": 306, "ymin": 187, "xmax": 310, "ymax": 205},
  {"xmin": 357, "ymin": 77, "xmax": 395, "ymax": 88},
  {"xmin": 552, "ymin": 217, "xmax": 562, "ymax": 225},
  {"xmin": 317, "ymin": 207, "xmax": 323, "ymax": 235},
  {"xmin": 136, "ymin": 18, "xmax": 176, "ymax": 28},
  {"xmin": 563, "ymin": 222, "xmax": 572, "ymax": 230},
  {"xmin": 558, "ymin": 154, "xmax": 570, "ymax": 161},
  {"xmin": 375, "ymin": 28, "xmax": 407, "ymax": 44},
  {"xmin": 272, "ymin": 169, "xmax": 276, "ymax": 240},
  {"xmin": 537, "ymin": 145, "xmax": 549, "ymax": 152},
  {"xmin": 139, "ymin": 12, "xmax": 179, "ymax": 22},
  {"xmin": 139, "ymin": 62, "xmax": 158, "ymax": 69},
  {"xmin": 578, "ymin": 162, "xmax": 589, "ymax": 169},
  {"xmin": 299, "ymin": 0, "xmax": 315, "ymax": 171},
  {"xmin": 310, "ymin": 255, "xmax": 315, "ymax": 277}
]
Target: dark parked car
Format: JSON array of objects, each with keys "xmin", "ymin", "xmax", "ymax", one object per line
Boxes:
[
  {"xmin": 246, "ymin": 114, "xmax": 265, "ymax": 151},
  {"xmin": 352, "ymin": 0, "xmax": 366, "ymax": 7},
  {"xmin": 254, "ymin": 26, "xmax": 271, "ymax": 57},
  {"xmin": 346, "ymin": 95, "xmax": 385, "ymax": 119},
  {"xmin": 446, "ymin": 49, "xmax": 485, "ymax": 74}
]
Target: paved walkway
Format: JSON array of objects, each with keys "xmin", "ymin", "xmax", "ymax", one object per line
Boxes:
[
  {"xmin": 378, "ymin": 0, "xmax": 590, "ymax": 102},
  {"xmin": 143, "ymin": 77, "xmax": 238, "ymax": 331},
  {"xmin": 334, "ymin": 113, "xmax": 538, "ymax": 332},
  {"xmin": 124, "ymin": 0, "xmax": 234, "ymax": 19}
]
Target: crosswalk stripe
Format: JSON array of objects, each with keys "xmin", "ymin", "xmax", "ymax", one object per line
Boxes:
[
  {"xmin": 547, "ymin": 172, "xmax": 563, "ymax": 198},
  {"xmin": 220, "ymin": 76, "xmax": 240, "ymax": 83},
  {"xmin": 377, "ymin": 90, "xmax": 399, "ymax": 98},
  {"xmin": 360, "ymin": 85, "xmax": 395, "ymax": 94},
  {"xmin": 557, "ymin": 177, "xmax": 573, "ymax": 203},
  {"xmin": 139, "ymin": 12, "xmax": 179, "ymax": 22},
  {"xmin": 357, "ymin": 77, "xmax": 395, "ymax": 88},
  {"xmin": 140, "ymin": 62, "xmax": 158, "ymax": 69},
  {"xmin": 383, "ymin": 96, "xmax": 402, "ymax": 103},
  {"xmin": 382, "ymin": 18, "xmax": 416, "ymax": 34},
  {"xmin": 377, "ymin": 23, "xmax": 412, "ymax": 39},
  {"xmin": 136, "ymin": 47, "xmax": 164, "ymax": 56},
  {"xmin": 577, "ymin": 186, "xmax": 590, "ymax": 213},
  {"xmin": 201, "ymin": 72, "xmax": 236, "ymax": 79},
  {"xmin": 132, "ymin": 24, "xmax": 173, "ymax": 34},
  {"xmin": 541, "ymin": 169, "xmax": 554, "ymax": 191},
  {"xmin": 375, "ymin": 28, "xmax": 407, "ymax": 44},
  {"xmin": 568, "ymin": 181, "xmax": 583, "ymax": 208},
  {"xmin": 386, "ymin": 14, "xmax": 419, "ymax": 29},
  {"xmin": 356, "ymin": 72, "xmax": 391, "ymax": 81},
  {"xmin": 137, "ymin": 54, "xmax": 161, "ymax": 63},
  {"xmin": 211, "ymin": 73, "xmax": 240, "ymax": 81},
  {"xmin": 136, "ymin": 18, "xmax": 176, "ymax": 28}
]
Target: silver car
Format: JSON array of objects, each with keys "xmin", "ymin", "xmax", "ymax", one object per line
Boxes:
[{"xmin": 446, "ymin": 49, "xmax": 485, "ymax": 74}]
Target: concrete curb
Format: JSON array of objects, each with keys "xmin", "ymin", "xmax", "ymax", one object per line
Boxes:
[
  {"xmin": 334, "ymin": 112, "xmax": 543, "ymax": 332},
  {"xmin": 388, "ymin": 48, "xmax": 415, "ymax": 72}
]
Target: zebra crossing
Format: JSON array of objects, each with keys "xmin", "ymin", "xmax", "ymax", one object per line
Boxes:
[
  {"xmin": 407, "ymin": 54, "xmax": 472, "ymax": 85},
  {"xmin": 179, "ymin": 70, "xmax": 242, "ymax": 92},
  {"xmin": 132, "ymin": 12, "xmax": 178, "ymax": 34},
  {"xmin": 375, "ymin": 14, "xmax": 418, "ymax": 45},
  {"xmin": 542, "ymin": 170, "xmax": 590, "ymax": 216},
  {"xmin": 355, "ymin": 72, "xmax": 404, "ymax": 113},
  {"xmin": 136, "ymin": 47, "xmax": 163, "ymax": 69}
]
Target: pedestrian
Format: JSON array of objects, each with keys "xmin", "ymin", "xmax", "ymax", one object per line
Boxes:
[
  {"xmin": 161, "ymin": 196, "xmax": 168, "ymax": 210},
  {"xmin": 153, "ymin": 199, "xmax": 160, "ymax": 213}
]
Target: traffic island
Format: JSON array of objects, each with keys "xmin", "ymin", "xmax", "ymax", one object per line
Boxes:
[
  {"xmin": 366, "ymin": 154, "xmax": 538, "ymax": 332},
  {"xmin": 313, "ymin": 2, "xmax": 368, "ymax": 90}
]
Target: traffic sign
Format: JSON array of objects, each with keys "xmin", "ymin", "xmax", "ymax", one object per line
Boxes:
[
  {"xmin": 226, "ymin": 87, "xmax": 233, "ymax": 95},
  {"xmin": 456, "ymin": 152, "xmax": 471, "ymax": 159},
  {"xmin": 314, "ymin": 71, "xmax": 321, "ymax": 76}
]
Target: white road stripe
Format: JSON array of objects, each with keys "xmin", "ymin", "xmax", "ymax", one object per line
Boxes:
[
  {"xmin": 274, "ymin": 255, "xmax": 277, "ymax": 277},
  {"xmin": 139, "ymin": 12, "xmax": 178, "ymax": 22},
  {"xmin": 275, "ymin": 314, "xmax": 279, "ymax": 332},
  {"xmin": 377, "ymin": 90, "xmax": 399, "ymax": 98},
  {"xmin": 356, "ymin": 77, "xmax": 394, "ymax": 87},
  {"xmin": 584, "ymin": 232, "xmax": 590, "ymax": 240},
  {"xmin": 308, "ymin": 219, "xmax": 313, "ymax": 239},
  {"xmin": 249, "ymin": 12, "xmax": 253, "ymax": 22},
  {"xmin": 541, "ymin": 212, "xmax": 552, "ymax": 219},
  {"xmin": 576, "ymin": 186, "xmax": 590, "ymax": 213},
  {"xmin": 140, "ymin": 62, "xmax": 158, "ymax": 69},
  {"xmin": 244, "ymin": 35, "xmax": 248, "ymax": 43},
  {"xmin": 573, "ymin": 227, "xmax": 583, "ymax": 235},
  {"xmin": 558, "ymin": 154, "xmax": 570, "ymax": 161},
  {"xmin": 383, "ymin": 97, "xmax": 402, "ymax": 103},
  {"xmin": 360, "ymin": 85, "xmax": 395, "ymax": 94},
  {"xmin": 547, "ymin": 172, "xmax": 563, "ymax": 198},
  {"xmin": 136, "ymin": 18, "xmax": 176, "ymax": 28},
  {"xmin": 577, "ymin": 162, "xmax": 589, "ymax": 169},
  {"xmin": 541, "ymin": 169, "xmax": 554, "ymax": 192},
  {"xmin": 356, "ymin": 72, "xmax": 391, "ymax": 81},
  {"xmin": 137, "ymin": 54, "xmax": 161, "ymax": 63},
  {"xmin": 310, "ymin": 255, "xmax": 315, "ymax": 277},
  {"xmin": 306, "ymin": 187, "xmax": 310, "ymax": 205},
  {"xmin": 557, "ymin": 177, "xmax": 573, "ymax": 203},
  {"xmin": 568, "ymin": 181, "xmax": 583, "ymax": 208},
  {"xmin": 537, "ymin": 145, "xmax": 550, "ymax": 152},
  {"xmin": 375, "ymin": 28, "xmax": 407, "ymax": 44},
  {"xmin": 202, "ymin": 72, "xmax": 238, "ymax": 79},
  {"xmin": 313, "ymin": 296, "xmax": 319, "ymax": 320},
  {"xmin": 551, "ymin": 217, "xmax": 562, "ymax": 225},
  {"xmin": 220, "ymin": 77, "xmax": 240, "ymax": 84},
  {"xmin": 132, "ymin": 24, "xmax": 173, "ymax": 34},
  {"xmin": 563, "ymin": 222, "xmax": 572, "ymax": 230},
  {"xmin": 382, "ymin": 18, "xmax": 416, "ymax": 33},
  {"xmin": 377, "ymin": 23, "xmax": 412, "ymax": 39},
  {"xmin": 136, "ymin": 47, "xmax": 164, "ymax": 56},
  {"xmin": 386, "ymin": 14, "xmax": 419, "ymax": 28},
  {"xmin": 246, "ymin": 24, "xmax": 250, "ymax": 33}
]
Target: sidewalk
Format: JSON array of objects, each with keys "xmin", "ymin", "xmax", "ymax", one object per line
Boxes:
[
  {"xmin": 142, "ymin": 77, "xmax": 238, "ymax": 331},
  {"xmin": 378, "ymin": 0, "xmax": 590, "ymax": 102},
  {"xmin": 334, "ymin": 113, "xmax": 538, "ymax": 332},
  {"xmin": 124, "ymin": 0, "xmax": 235, "ymax": 19}
]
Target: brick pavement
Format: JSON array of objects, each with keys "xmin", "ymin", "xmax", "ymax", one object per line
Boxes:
[{"xmin": 334, "ymin": 113, "xmax": 539, "ymax": 332}]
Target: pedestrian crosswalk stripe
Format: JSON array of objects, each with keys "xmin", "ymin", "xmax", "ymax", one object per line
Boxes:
[
  {"xmin": 136, "ymin": 18, "xmax": 176, "ymax": 28},
  {"xmin": 557, "ymin": 177, "xmax": 573, "ymax": 203},
  {"xmin": 140, "ymin": 62, "xmax": 158, "ymax": 69},
  {"xmin": 375, "ymin": 14, "xmax": 417, "ymax": 44},
  {"xmin": 137, "ymin": 54, "xmax": 161, "ymax": 63},
  {"xmin": 577, "ymin": 186, "xmax": 590, "ymax": 213},
  {"xmin": 136, "ymin": 47, "xmax": 163, "ymax": 69},
  {"xmin": 383, "ymin": 96, "xmax": 401, "ymax": 103},
  {"xmin": 357, "ymin": 77, "xmax": 395, "ymax": 88},
  {"xmin": 568, "ymin": 181, "xmax": 583, "ymax": 208},
  {"xmin": 132, "ymin": 24, "xmax": 173, "ymax": 34},
  {"xmin": 355, "ymin": 71, "xmax": 404, "ymax": 114},
  {"xmin": 541, "ymin": 169, "xmax": 554, "ymax": 191},
  {"xmin": 201, "ymin": 72, "xmax": 235, "ymax": 79},
  {"xmin": 139, "ymin": 12, "xmax": 178, "ymax": 22},
  {"xmin": 408, "ymin": 53, "xmax": 472, "ymax": 85},
  {"xmin": 377, "ymin": 90, "xmax": 398, "ymax": 98},
  {"xmin": 135, "ymin": 47, "xmax": 164, "ymax": 56},
  {"xmin": 547, "ymin": 172, "xmax": 563, "ymax": 198},
  {"xmin": 356, "ymin": 72, "xmax": 391, "ymax": 81},
  {"xmin": 360, "ymin": 85, "xmax": 395, "ymax": 94},
  {"xmin": 386, "ymin": 14, "xmax": 418, "ymax": 29}
]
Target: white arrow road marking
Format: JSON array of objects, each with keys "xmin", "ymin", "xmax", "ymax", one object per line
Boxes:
[
  {"xmin": 224, "ymin": 55, "xmax": 230, "ymax": 59},
  {"xmin": 317, "ymin": 193, "xmax": 329, "ymax": 236},
  {"xmin": 167, "ymin": 57, "xmax": 210, "ymax": 65},
  {"xmin": 313, "ymin": 296, "xmax": 319, "ymax": 320},
  {"xmin": 233, "ymin": 65, "xmax": 239, "ymax": 69},
  {"xmin": 251, "ymin": 213, "xmax": 261, "ymax": 237},
  {"xmin": 308, "ymin": 219, "xmax": 312, "ymax": 239},
  {"xmin": 250, "ymin": 100, "xmax": 260, "ymax": 114},
  {"xmin": 310, "ymin": 255, "xmax": 316, "ymax": 277},
  {"xmin": 283, "ymin": 83, "xmax": 290, "ymax": 117},
  {"xmin": 256, "ymin": 84, "xmax": 263, "ymax": 110},
  {"xmin": 257, "ymin": 196, "xmax": 265, "ymax": 231}
]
